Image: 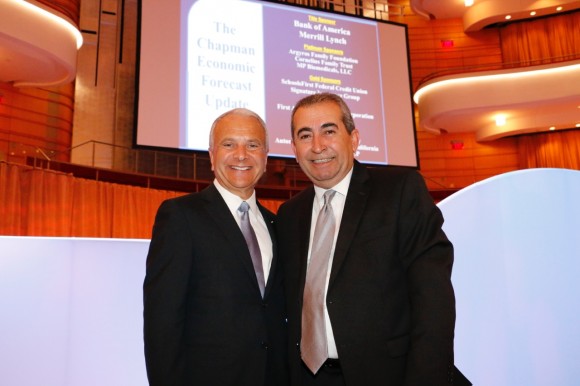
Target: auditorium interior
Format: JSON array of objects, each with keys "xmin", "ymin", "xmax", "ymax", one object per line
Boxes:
[{"xmin": 2, "ymin": 2, "xmax": 580, "ymax": 386}]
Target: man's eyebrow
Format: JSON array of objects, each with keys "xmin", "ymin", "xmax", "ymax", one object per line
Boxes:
[
  {"xmin": 296, "ymin": 127, "xmax": 312, "ymax": 136},
  {"xmin": 295, "ymin": 122, "xmax": 338, "ymax": 137},
  {"xmin": 321, "ymin": 122, "xmax": 338, "ymax": 129}
]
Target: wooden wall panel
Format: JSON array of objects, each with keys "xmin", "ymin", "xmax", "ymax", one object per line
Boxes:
[
  {"xmin": 72, "ymin": 0, "xmax": 122, "ymax": 168},
  {"xmin": 417, "ymin": 128, "xmax": 519, "ymax": 190},
  {"xmin": 0, "ymin": 81, "xmax": 74, "ymax": 164},
  {"xmin": 403, "ymin": 16, "xmax": 503, "ymax": 89},
  {"xmin": 112, "ymin": 0, "xmax": 139, "ymax": 170}
]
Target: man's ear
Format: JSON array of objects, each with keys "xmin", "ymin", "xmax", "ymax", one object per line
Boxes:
[
  {"xmin": 351, "ymin": 129, "xmax": 360, "ymax": 152},
  {"xmin": 208, "ymin": 148, "xmax": 215, "ymax": 171}
]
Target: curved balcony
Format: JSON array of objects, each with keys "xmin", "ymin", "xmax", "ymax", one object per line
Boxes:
[
  {"xmin": 0, "ymin": 0, "xmax": 82, "ymax": 87},
  {"xmin": 414, "ymin": 56, "xmax": 580, "ymax": 141}
]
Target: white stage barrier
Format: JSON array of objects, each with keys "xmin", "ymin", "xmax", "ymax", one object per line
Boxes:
[
  {"xmin": 0, "ymin": 237, "xmax": 150, "ymax": 386},
  {"xmin": 1, "ymin": 168, "xmax": 579, "ymax": 385},
  {"xmin": 439, "ymin": 168, "xmax": 580, "ymax": 385}
]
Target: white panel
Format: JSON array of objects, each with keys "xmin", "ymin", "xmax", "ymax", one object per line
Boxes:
[
  {"xmin": 0, "ymin": 237, "xmax": 150, "ymax": 386},
  {"xmin": 0, "ymin": 238, "xmax": 73, "ymax": 386},
  {"xmin": 65, "ymin": 239, "xmax": 149, "ymax": 386},
  {"xmin": 439, "ymin": 168, "xmax": 580, "ymax": 385}
]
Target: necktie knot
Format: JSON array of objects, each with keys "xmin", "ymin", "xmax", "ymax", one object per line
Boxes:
[
  {"xmin": 322, "ymin": 190, "xmax": 336, "ymax": 208},
  {"xmin": 238, "ymin": 201, "xmax": 250, "ymax": 214}
]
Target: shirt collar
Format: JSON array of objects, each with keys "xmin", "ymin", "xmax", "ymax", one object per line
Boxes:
[
  {"xmin": 313, "ymin": 166, "xmax": 353, "ymax": 202},
  {"xmin": 213, "ymin": 179, "xmax": 258, "ymax": 213}
]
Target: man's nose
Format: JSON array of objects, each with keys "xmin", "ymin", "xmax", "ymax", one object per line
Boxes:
[
  {"xmin": 235, "ymin": 145, "xmax": 247, "ymax": 160},
  {"xmin": 311, "ymin": 135, "xmax": 326, "ymax": 153}
]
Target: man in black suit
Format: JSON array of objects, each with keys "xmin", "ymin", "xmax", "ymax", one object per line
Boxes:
[
  {"xmin": 143, "ymin": 108, "xmax": 288, "ymax": 386},
  {"xmin": 277, "ymin": 93, "xmax": 467, "ymax": 385}
]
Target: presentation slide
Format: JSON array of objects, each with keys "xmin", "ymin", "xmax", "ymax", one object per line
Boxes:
[{"xmin": 136, "ymin": 0, "xmax": 417, "ymax": 167}]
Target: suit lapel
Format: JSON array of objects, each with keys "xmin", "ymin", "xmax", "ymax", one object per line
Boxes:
[
  {"xmin": 295, "ymin": 187, "xmax": 316, "ymax": 298},
  {"xmin": 329, "ymin": 162, "xmax": 370, "ymax": 287},
  {"xmin": 258, "ymin": 202, "xmax": 276, "ymax": 298}
]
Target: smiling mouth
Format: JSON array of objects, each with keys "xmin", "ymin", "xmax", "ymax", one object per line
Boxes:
[
  {"xmin": 311, "ymin": 158, "xmax": 333, "ymax": 164},
  {"xmin": 231, "ymin": 165, "xmax": 251, "ymax": 171}
]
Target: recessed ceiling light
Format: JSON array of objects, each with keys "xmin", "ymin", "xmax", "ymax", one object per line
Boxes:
[
  {"xmin": 505, "ymin": 15, "xmax": 512, "ymax": 20},
  {"xmin": 576, "ymin": 123, "xmax": 580, "ymax": 127},
  {"xmin": 549, "ymin": 126, "xmax": 556, "ymax": 131},
  {"xmin": 530, "ymin": 11, "xmax": 537, "ymax": 16},
  {"xmin": 495, "ymin": 114, "xmax": 507, "ymax": 126},
  {"xmin": 556, "ymin": 6, "xmax": 563, "ymax": 11},
  {"xmin": 464, "ymin": 0, "xmax": 474, "ymax": 6}
]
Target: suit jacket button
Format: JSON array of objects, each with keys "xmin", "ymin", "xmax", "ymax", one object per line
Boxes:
[{"xmin": 261, "ymin": 341, "xmax": 269, "ymax": 349}]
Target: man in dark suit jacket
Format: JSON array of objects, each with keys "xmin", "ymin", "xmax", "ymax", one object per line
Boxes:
[
  {"xmin": 143, "ymin": 108, "xmax": 288, "ymax": 386},
  {"xmin": 277, "ymin": 93, "xmax": 468, "ymax": 385}
]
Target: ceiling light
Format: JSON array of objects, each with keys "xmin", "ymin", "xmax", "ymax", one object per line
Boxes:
[
  {"xmin": 495, "ymin": 115, "xmax": 507, "ymax": 126},
  {"xmin": 530, "ymin": 11, "xmax": 537, "ymax": 16},
  {"xmin": 549, "ymin": 126, "xmax": 556, "ymax": 131},
  {"xmin": 505, "ymin": 15, "xmax": 512, "ymax": 20},
  {"xmin": 556, "ymin": 6, "xmax": 563, "ymax": 11},
  {"xmin": 576, "ymin": 123, "xmax": 580, "ymax": 128},
  {"xmin": 464, "ymin": 0, "xmax": 474, "ymax": 6}
]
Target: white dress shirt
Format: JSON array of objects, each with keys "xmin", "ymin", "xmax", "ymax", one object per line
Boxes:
[
  {"xmin": 213, "ymin": 179, "xmax": 273, "ymax": 283},
  {"xmin": 307, "ymin": 168, "xmax": 353, "ymax": 359}
]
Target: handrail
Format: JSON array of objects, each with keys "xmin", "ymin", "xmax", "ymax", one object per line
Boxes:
[
  {"xmin": 35, "ymin": 147, "xmax": 52, "ymax": 161},
  {"xmin": 69, "ymin": 139, "xmax": 134, "ymax": 151}
]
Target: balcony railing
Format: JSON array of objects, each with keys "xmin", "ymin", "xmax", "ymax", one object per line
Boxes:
[{"xmin": 416, "ymin": 53, "xmax": 580, "ymax": 88}]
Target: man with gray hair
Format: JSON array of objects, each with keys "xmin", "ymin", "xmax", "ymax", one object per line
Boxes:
[{"xmin": 144, "ymin": 108, "xmax": 288, "ymax": 386}]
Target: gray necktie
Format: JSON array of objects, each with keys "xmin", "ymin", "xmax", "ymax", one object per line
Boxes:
[
  {"xmin": 238, "ymin": 201, "xmax": 265, "ymax": 297},
  {"xmin": 301, "ymin": 189, "xmax": 337, "ymax": 374}
]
